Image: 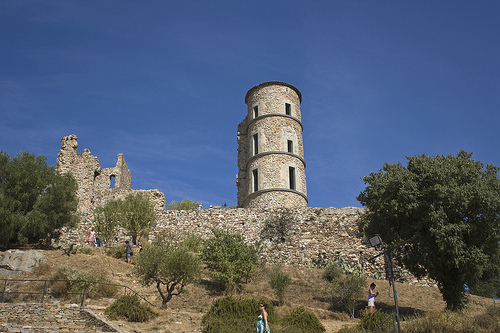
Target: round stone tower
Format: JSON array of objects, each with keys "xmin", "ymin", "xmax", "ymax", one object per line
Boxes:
[{"xmin": 237, "ymin": 81, "xmax": 307, "ymax": 209}]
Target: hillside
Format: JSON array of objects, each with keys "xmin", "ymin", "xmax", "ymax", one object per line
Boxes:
[{"xmin": 3, "ymin": 247, "xmax": 497, "ymax": 333}]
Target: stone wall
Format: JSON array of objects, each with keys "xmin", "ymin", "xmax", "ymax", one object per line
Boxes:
[
  {"xmin": 0, "ymin": 303, "xmax": 120, "ymax": 332},
  {"xmin": 148, "ymin": 206, "xmax": 431, "ymax": 285}
]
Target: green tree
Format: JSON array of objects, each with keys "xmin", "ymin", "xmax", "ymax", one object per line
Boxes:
[
  {"xmin": 0, "ymin": 151, "xmax": 78, "ymax": 246},
  {"xmin": 94, "ymin": 199, "xmax": 121, "ymax": 251},
  {"xmin": 323, "ymin": 261, "xmax": 366, "ymax": 319},
  {"xmin": 167, "ymin": 198, "xmax": 201, "ymax": 210},
  {"xmin": 201, "ymin": 229, "xmax": 261, "ymax": 293},
  {"xmin": 357, "ymin": 151, "xmax": 500, "ymax": 310},
  {"xmin": 134, "ymin": 241, "xmax": 201, "ymax": 308},
  {"xmin": 123, "ymin": 193, "xmax": 156, "ymax": 245}
]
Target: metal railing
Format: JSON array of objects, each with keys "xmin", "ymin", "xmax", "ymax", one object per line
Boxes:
[{"xmin": 0, "ymin": 278, "xmax": 153, "ymax": 308}]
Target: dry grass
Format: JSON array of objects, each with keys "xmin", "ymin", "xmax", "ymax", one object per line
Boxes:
[{"xmin": 1, "ymin": 247, "xmax": 497, "ymax": 333}]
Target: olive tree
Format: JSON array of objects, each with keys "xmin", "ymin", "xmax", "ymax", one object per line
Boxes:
[
  {"xmin": 95, "ymin": 193, "xmax": 156, "ymax": 246},
  {"xmin": 94, "ymin": 199, "xmax": 121, "ymax": 251},
  {"xmin": 134, "ymin": 241, "xmax": 201, "ymax": 308},
  {"xmin": 357, "ymin": 151, "xmax": 500, "ymax": 310},
  {"xmin": 202, "ymin": 229, "xmax": 261, "ymax": 293}
]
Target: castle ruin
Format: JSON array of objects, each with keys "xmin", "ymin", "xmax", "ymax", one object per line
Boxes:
[{"xmin": 56, "ymin": 134, "xmax": 165, "ymax": 232}]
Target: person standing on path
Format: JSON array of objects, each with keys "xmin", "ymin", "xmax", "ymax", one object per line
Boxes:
[{"xmin": 125, "ymin": 240, "xmax": 133, "ymax": 264}]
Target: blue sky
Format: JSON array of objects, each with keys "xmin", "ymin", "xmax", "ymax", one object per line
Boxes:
[{"xmin": 1, "ymin": 1, "xmax": 499, "ymax": 209}]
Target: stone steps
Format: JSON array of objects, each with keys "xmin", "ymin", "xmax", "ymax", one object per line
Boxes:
[{"xmin": 0, "ymin": 303, "xmax": 124, "ymax": 333}]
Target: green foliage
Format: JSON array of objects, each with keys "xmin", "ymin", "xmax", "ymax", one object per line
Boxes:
[
  {"xmin": 324, "ymin": 261, "xmax": 366, "ymax": 319},
  {"xmin": 202, "ymin": 296, "xmax": 276, "ymax": 333},
  {"xmin": 94, "ymin": 199, "xmax": 121, "ymax": 249},
  {"xmin": 269, "ymin": 265, "xmax": 292, "ymax": 306},
  {"xmin": 201, "ymin": 229, "xmax": 261, "ymax": 293},
  {"xmin": 260, "ymin": 208, "xmax": 296, "ymax": 243},
  {"xmin": 105, "ymin": 295, "xmax": 156, "ymax": 322},
  {"xmin": 324, "ymin": 262, "xmax": 343, "ymax": 283},
  {"xmin": 331, "ymin": 275, "xmax": 366, "ymax": 319},
  {"xmin": 0, "ymin": 151, "xmax": 78, "ymax": 247},
  {"xmin": 335, "ymin": 255, "xmax": 366, "ymax": 277},
  {"xmin": 49, "ymin": 267, "xmax": 117, "ymax": 301},
  {"xmin": 357, "ymin": 151, "xmax": 500, "ymax": 310},
  {"xmin": 120, "ymin": 193, "xmax": 156, "ymax": 245},
  {"xmin": 61, "ymin": 243, "xmax": 79, "ymax": 256},
  {"xmin": 107, "ymin": 245, "xmax": 125, "ymax": 259},
  {"xmin": 167, "ymin": 198, "xmax": 200, "ymax": 210},
  {"xmin": 279, "ymin": 307, "xmax": 326, "ymax": 333},
  {"xmin": 202, "ymin": 296, "xmax": 325, "ymax": 333},
  {"xmin": 359, "ymin": 310, "xmax": 393, "ymax": 333},
  {"xmin": 134, "ymin": 239, "xmax": 201, "ymax": 308},
  {"xmin": 94, "ymin": 193, "xmax": 156, "ymax": 245}
]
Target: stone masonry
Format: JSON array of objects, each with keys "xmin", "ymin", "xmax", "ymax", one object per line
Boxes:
[
  {"xmin": 238, "ymin": 82, "xmax": 307, "ymax": 209},
  {"xmin": 0, "ymin": 303, "xmax": 121, "ymax": 332},
  {"xmin": 56, "ymin": 134, "xmax": 165, "ymax": 242}
]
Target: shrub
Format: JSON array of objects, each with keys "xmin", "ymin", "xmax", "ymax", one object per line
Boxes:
[
  {"xmin": 279, "ymin": 307, "xmax": 326, "ymax": 333},
  {"xmin": 331, "ymin": 274, "xmax": 366, "ymax": 319},
  {"xmin": 474, "ymin": 313, "xmax": 498, "ymax": 331},
  {"xmin": 359, "ymin": 310, "xmax": 393, "ymax": 333},
  {"xmin": 202, "ymin": 296, "xmax": 325, "ymax": 333},
  {"xmin": 337, "ymin": 326, "xmax": 363, "ymax": 333},
  {"xmin": 49, "ymin": 267, "xmax": 117, "ymax": 301},
  {"xmin": 107, "ymin": 245, "xmax": 125, "ymax": 259},
  {"xmin": 105, "ymin": 295, "xmax": 156, "ymax": 322},
  {"xmin": 402, "ymin": 311, "xmax": 476, "ymax": 333},
  {"xmin": 269, "ymin": 265, "xmax": 292, "ymax": 306},
  {"xmin": 324, "ymin": 262, "xmax": 342, "ymax": 283},
  {"xmin": 202, "ymin": 229, "xmax": 261, "ymax": 293},
  {"xmin": 487, "ymin": 304, "xmax": 500, "ymax": 318},
  {"xmin": 202, "ymin": 296, "xmax": 276, "ymax": 333}
]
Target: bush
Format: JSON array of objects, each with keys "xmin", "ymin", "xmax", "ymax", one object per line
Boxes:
[
  {"xmin": 402, "ymin": 311, "xmax": 476, "ymax": 333},
  {"xmin": 107, "ymin": 245, "xmax": 125, "ymax": 259},
  {"xmin": 359, "ymin": 310, "xmax": 393, "ymax": 333},
  {"xmin": 202, "ymin": 296, "xmax": 275, "ymax": 333},
  {"xmin": 324, "ymin": 262, "xmax": 342, "ymax": 283},
  {"xmin": 279, "ymin": 307, "xmax": 326, "ymax": 333},
  {"xmin": 105, "ymin": 295, "xmax": 156, "ymax": 322},
  {"xmin": 337, "ymin": 326, "xmax": 363, "ymax": 333},
  {"xmin": 331, "ymin": 274, "xmax": 366, "ymax": 318},
  {"xmin": 269, "ymin": 265, "xmax": 292, "ymax": 306},
  {"xmin": 202, "ymin": 296, "xmax": 325, "ymax": 333},
  {"xmin": 202, "ymin": 229, "xmax": 261, "ymax": 293},
  {"xmin": 49, "ymin": 267, "xmax": 117, "ymax": 301},
  {"xmin": 474, "ymin": 313, "xmax": 498, "ymax": 331}
]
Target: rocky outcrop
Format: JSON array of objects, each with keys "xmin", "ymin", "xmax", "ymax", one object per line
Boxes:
[{"xmin": 0, "ymin": 250, "xmax": 47, "ymax": 277}]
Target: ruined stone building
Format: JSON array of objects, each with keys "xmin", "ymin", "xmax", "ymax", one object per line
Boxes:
[
  {"xmin": 56, "ymin": 135, "xmax": 165, "ymax": 224},
  {"xmin": 237, "ymin": 81, "xmax": 307, "ymax": 209}
]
